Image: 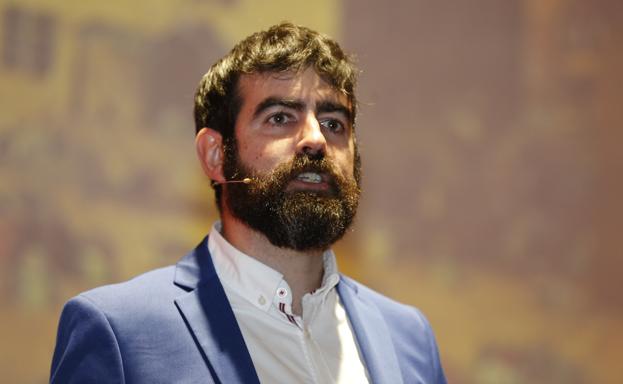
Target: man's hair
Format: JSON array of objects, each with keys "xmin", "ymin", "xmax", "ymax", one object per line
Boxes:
[
  {"xmin": 193, "ymin": 22, "xmax": 358, "ymax": 137},
  {"xmin": 193, "ymin": 22, "xmax": 359, "ymax": 206}
]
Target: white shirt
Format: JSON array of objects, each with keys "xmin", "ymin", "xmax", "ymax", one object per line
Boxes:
[{"xmin": 208, "ymin": 222, "xmax": 370, "ymax": 384}]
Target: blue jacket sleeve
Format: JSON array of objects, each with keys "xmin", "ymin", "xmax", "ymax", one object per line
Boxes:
[
  {"xmin": 50, "ymin": 295, "xmax": 125, "ymax": 384},
  {"xmin": 430, "ymin": 329, "xmax": 447, "ymax": 384},
  {"xmin": 419, "ymin": 308, "xmax": 447, "ymax": 384}
]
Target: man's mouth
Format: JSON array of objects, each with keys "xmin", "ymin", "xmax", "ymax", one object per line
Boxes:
[{"xmin": 295, "ymin": 172, "xmax": 323, "ymax": 184}]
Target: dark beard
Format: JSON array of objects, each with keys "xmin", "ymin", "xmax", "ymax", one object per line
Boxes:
[{"xmin": 222, "ymin": 140, "xmax": 361, "ymax": 251}]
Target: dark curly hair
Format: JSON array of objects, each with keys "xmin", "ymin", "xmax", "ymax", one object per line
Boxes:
[{"xmin": 194, "ymin": 22, "xmax": 358, "ymax": 136}]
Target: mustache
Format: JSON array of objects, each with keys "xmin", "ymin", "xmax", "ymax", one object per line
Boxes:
[
  {"xmin": 259, "ymin": 154, "xmax": 341, "ymax": 191},
  {"xmin": 286, "ymin": 155, "xmax": 336, "ymax": 179}
]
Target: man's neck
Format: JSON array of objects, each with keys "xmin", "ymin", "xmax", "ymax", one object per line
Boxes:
[{"xmin": 220, "ymin": 211, "xmax": 325, "ymax": 316}]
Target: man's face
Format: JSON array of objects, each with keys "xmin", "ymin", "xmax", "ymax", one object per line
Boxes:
[{"xmin": 222, "ymin": 67, "xmax": 361, "ymax": 251}]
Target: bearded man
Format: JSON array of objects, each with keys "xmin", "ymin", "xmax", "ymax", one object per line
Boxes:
[{"xmin": 51, "ymin": 23, "xmax": 447, "ymax": 384}]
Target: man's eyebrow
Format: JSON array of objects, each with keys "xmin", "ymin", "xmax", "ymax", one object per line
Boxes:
[
  {"xmin": 316, "ymin": 100, "xmax": 352, "ymax": 122},
  {"xmin": 253, "ymin": 97, "xmax": 305, "ymax": 118}
]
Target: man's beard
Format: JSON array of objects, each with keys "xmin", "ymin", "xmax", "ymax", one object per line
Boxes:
[{"xmin": 222, "ymin": 140, "xmax": 361, "ymax": 251}]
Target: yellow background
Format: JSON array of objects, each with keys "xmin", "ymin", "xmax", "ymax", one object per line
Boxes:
[{"xmin": 1, "ymin": 0, "xmax": 622, "ymax": 382}]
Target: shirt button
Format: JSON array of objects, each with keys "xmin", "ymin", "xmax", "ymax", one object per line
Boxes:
[
  {"xmin": 277, "ymin": 288, "xmax": 288, "ymax": 298},
  {"xmin": 258, "ymin": 295, "xmax": 266, "ymax": 305}
]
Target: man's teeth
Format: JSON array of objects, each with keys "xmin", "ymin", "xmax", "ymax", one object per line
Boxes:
[{"xmin": 296, "ymin": 172, "xmax": 322, "ymax": 183}]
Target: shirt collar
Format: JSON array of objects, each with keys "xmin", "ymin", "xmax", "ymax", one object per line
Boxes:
[
  {"xmin": 314, "ymin": 251, "xmax": 340, "ymax": 300},
  {"xmin": 208, "ymin": 221, "xmax": 340, "ymax": 311}
]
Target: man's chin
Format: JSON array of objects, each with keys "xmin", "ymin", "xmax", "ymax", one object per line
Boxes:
[
  {"xmin": 226, "ymin": 194, "xmax": 353, "ymax": 251},
  {"xmin": 271, "ymin": 196, "xmax": 354, "ymax": 250}
]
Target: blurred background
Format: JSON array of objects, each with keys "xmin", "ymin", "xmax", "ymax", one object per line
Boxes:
[{"xmin": 1, "ymin": 0, "xmax": 622, "ymax": 382}]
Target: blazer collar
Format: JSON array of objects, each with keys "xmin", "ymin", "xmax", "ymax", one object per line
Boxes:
[
  {"xmin": 338, "ymin": 276, "xmax": 404, "ymax": 384},
  {"xmin": 173, "ymin": 236, "xmax": 260, "ymax": 384},
  {"xmin": 173, "ymin": 236, "xmax": 217, "ymax": 290}
]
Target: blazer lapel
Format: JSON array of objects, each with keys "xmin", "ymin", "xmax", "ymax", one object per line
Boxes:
[
  {"xmin": 338, "ymin": 277, "xmax": 403, "ymax": 384},
  {"xmin": 174, "ymin": 237, "xmax": 260, "ymax": 384}
]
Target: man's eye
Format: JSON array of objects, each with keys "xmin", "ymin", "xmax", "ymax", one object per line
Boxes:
[
  {"xmin": 267, "ymin": 113, "xmax": 293, "ymax": 125},
  {"xmin": 320, "ymin": 119, "xmax": 344, "ymax": 133}
]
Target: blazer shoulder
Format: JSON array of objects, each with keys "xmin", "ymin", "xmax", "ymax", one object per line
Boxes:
[
  {"xmin": 78, "ymin": 265, "xmax": 178, "ymax": 310},
  {"xmin": 61, "ymin": 265, "xmax": 186, "ymax": 338}
]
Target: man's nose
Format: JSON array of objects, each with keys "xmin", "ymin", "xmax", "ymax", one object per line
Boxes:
[{"xmin": 296, "ymin": 113, "xmax": 327, "ymax": 157}]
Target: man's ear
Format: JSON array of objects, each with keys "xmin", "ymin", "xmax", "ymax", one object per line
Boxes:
[{"xmin": 195, "ymin": 127, "xmax": 225, "ymax": 183}]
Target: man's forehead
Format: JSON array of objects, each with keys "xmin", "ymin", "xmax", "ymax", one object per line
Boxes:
[{"xmin": 237, "ymin": 69, "xmax": 350, "ymax": 107}]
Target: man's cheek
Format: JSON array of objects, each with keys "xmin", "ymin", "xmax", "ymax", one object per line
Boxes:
[{"xmin": 338, "ymin": 156, "xmax": 356, "ymax": 180}]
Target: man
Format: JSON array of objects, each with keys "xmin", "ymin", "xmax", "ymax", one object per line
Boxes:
[{"xmin": 51, "ymin": 23, "xmax": 446, "ymax": 383}]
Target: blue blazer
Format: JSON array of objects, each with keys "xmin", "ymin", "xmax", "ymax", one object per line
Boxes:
[{"xmin": 51, "ymin": 237, "xmax": 446, "ymax": 383}]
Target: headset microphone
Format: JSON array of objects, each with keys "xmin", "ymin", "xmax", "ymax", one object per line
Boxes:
[{"xmin": 215, "ymin": 178, "xmax": 253, "ymax": 185}]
